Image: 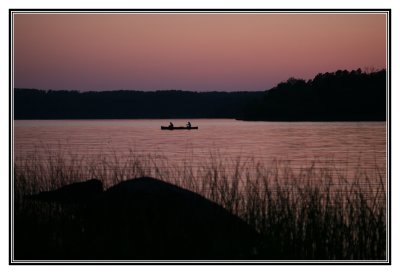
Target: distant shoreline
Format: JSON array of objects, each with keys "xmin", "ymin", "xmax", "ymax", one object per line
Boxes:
[
  {"xmin": 13, "ymin": 117, "xmax": 386, "ymax": 122},
  {"xmin": 13, "ymin": 69, "xmax": 387, "ymax": 121}
]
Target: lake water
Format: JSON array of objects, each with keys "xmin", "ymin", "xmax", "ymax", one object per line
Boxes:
[{"xmin": 14, "ymin": 119, "xmax": 387, "ymax": 186}]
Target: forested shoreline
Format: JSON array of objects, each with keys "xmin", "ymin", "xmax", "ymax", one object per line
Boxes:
[
  {"xmin": 241, "ymin": 69, "xmax": 386, "ymax": 121},
  {"xmin": 14, "ymin": 69, "xmax": 386, "ymax": 121}
]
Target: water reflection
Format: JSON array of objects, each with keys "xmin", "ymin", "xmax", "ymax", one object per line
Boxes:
[{"xmin": 14, "ymin": 119, "xmax": 386, "ymax": 184}]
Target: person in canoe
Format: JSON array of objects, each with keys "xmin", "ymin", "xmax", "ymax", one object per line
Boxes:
[
  {"xmin": 186, "ymin": 121, "xmax": 192, "ymax": 128},
  {"xmin": 169, "ymin": 122, "xmax": 174, "ymax": 129}
]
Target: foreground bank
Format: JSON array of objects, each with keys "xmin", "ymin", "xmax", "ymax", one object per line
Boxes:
[{"xmin": 13, "ymin": 156, "xmax": 387, "ymax": 260}]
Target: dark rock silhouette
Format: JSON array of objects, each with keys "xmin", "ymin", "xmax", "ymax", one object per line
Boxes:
[
  {"xmin": 29, "ymin": 179, "xmax": 103, "ymax": 203},
  {"xmin": 16, "ymin": 177, "xmax": 260, "ymax": 260}
]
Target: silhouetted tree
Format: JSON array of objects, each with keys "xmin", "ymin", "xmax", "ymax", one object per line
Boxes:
[{"xmin": 241, "ymin": 69, "xmax": 386, "ymax": 121}]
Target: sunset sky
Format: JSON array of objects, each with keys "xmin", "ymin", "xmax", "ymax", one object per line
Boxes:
[{"xmin": 13, "ymin": 12, "xmax": 387, "ymax": 91}]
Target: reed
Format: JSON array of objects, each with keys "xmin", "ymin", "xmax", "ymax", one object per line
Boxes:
[{"xmin": 13, "ymin": 150, "xmax": 387, "ymax": 260}]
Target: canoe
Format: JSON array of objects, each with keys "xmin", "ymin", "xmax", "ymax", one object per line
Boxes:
[{"xmin": 161, "ymin": 126, "xmax": 198, "ymax": 130}]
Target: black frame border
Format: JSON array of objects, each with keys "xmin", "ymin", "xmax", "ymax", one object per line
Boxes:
[{"xmin": 9, "ymin": 8, "xmax": 392, "ymax": 265}]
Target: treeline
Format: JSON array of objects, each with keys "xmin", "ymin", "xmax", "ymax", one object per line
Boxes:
[
  {"xmin": 14, "ymin": 69, "xmax": 387, "ymax": 121},
  {"xmin": 14, "ymin": 89, "xmax": 263, "ymax": 119},
  {"xmin": 241, "ymin": 69, "xmax": 387, "ymax": 121}
]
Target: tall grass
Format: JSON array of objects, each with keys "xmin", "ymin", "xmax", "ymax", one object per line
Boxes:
[{"xmin": 13, "ymin": 150, "xmax": 387, "ymax": 260}]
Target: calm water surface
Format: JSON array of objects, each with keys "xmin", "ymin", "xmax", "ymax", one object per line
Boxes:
[{"xmin": 14, "ymin": 119, "xmax": 387, "ymax": 181}]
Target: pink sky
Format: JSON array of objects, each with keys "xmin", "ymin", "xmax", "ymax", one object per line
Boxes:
[{"xmin": 13, "ymin": 13, "xmax": 387, "ymax": 91}]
